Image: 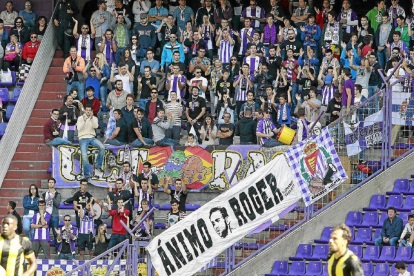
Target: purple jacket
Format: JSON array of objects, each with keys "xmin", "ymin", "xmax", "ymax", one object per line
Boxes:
[{"xmin": 57, "ymin": 226, "xmax": 78, "ymax": 255}]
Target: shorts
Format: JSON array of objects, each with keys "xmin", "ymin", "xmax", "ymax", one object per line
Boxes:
[{"xmin": 78, "ymin": 233, "xmax": 93, "ymax": 251}]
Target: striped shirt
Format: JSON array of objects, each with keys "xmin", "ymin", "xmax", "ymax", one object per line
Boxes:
[
  {"xmin": 256, "ymin": 118, "xmax": 276, "ymax": 145},
  {"xmin": 322, "ymin": 85, "xmax": 336, "ymax": 106},
  {"xmin": 165, "ymin": 102, "xmax": 182, "ymax": 126},
  {"xmin": 235, "ymin": 75, "xmax": 254, "ymax": 101},
  {"xmin": 32, "ymin": 212, "xmax": 51, "ymax": 241},
  {"xmin": 166, "ymin": 75, "xmax": 186, "ymax": 100},
  {"xmin": 218, "ymin": 39, "xmax": 233, "ymax": 64},
  {"xmin": 0, "ymin": 235, "xmax": 34, "ymax": 276},
  {"xmin": 79, "ymin": 209, "xmax": 95, "ymax": 234},
  {"xmin": 238, "ymin": 28, "xmax": 254, "ymax": 55},
  {"xmin": 243, "ymin": 56, "xmax": 261, "ymax": 75}
]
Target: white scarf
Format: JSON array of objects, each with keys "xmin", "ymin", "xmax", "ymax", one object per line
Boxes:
[
  {"xmin": 77, "ymin": 34, "xmax": 91, "ymax": 60},
  {"xmin": 137, "ymin": 189, "xmax": 150, "ymax": 212}
]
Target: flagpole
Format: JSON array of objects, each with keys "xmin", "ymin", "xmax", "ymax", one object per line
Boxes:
[{"xmin": 308, "ymin": 111, "xmax": 325, "ymax": 138}]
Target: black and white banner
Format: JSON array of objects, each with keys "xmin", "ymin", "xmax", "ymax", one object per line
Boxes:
[{"xmin": 147, "ymin": 155, "xmax": 301, "ymax": 276}]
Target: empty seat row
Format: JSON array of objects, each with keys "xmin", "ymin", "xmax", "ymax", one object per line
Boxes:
[
  {"xmin": 289, "ymin": 244, "xmax": 329, "ymax": 261},
  {"xmin": 0, "ymin": 87, "xmax": 21, "ymax": 104},
  {"xmin": 387, "ymin": 179, "xmax": 414, "ymax": 195},
  {"xmin": 346, "ymin": 211, "xmax": 413, "ymax": 228},
  {"xmin": 363, "ymin": 194, "xmax": 414, "ymax": 212}
]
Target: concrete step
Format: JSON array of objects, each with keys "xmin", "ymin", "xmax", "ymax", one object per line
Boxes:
[
  {"xmin": 42, "ymin": 83, "xmax": 66, "ymax": 92},
  {"xmin": 9, "ymin": 160, "xmax": 50, "ymax": 170},
  {"xmin": 38, "ymin": 91, "xmax": 66, "ymax": 101},
  {"xmin": 20, "ymin": 135, "xmax": 45, "ymax": 144},
  {"xmin": 47, "ymin": 67, "xmax": 64, "ymax": 76},
  {"xmin": 26, "ymin": 117, "xmax": 52, "ymax": 127},
  {"xmin": 22, "ymin": 126, "xmax": 47, "ymax": 135},
  {"xmin": 13, "ymin": 151, "xmax": 51, "ymax": 161},
  {"xmin": 31, "ymin": 109, "xmax": 54, "ymax": 118},
  {"xmin": 1, "ymin": 179, "xmax": 42, "ymax": 188},
  {"xmin": 0, "ymin": 188, "xmax": 29, "ymax": 198},
  {"xmin": 5, "ymin": 170, "xmax": 51, "ymax": 180},
  {"xmin": 16, "ymin": 143, "xmax": 46, "ymax": 152},
  {"xmin": 54, "ymin": 51, "xmax": 63, "ymax": 58},
  {"xmin": 0, "ymin": 207, "xmax": 24, "ymax": 217},
  {"xmin": 34, "ymin": 100, "xmax": 63, "ymax": 110},
  {"xmin": 51, "ymin": 58, "xmax": 64, "ymax": 67}
]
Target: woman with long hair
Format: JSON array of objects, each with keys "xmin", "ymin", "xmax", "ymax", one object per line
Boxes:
[
  {"xmin": 199, "ymin": 115, "xmax": 218, "ymax": 145},
  {"xmin": 120, "ymin": 48, "xmax": 136, "ymax": 93},
  {"xmin": 93, "ymin": 224, "xmax": 110, "ymax": 257},
  {"xmin": 33, "ymin": 16, "xmax": 47, "ymax": 42},
  {"xmin": 10, "ymin": 17, "xmax": 30, "ymax": 44},
  {"xmin": 0, "ymin": 19, "xmax": 10, "ymax": 49},
  {"xmin": 95, "ymin": 53, "xmax": 110, "ymax": 116},
  {"xmin": 229, "ymin": 55, "xmax": 240, "ymax": 83},
  {"xmin": 22, "ymin": 184, "xmax": 39, "ymax": 240}
]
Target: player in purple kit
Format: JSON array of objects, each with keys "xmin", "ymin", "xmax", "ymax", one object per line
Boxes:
[{"xmin": 31, "ymin": 200, "xmax": 51, "ymax": 258}]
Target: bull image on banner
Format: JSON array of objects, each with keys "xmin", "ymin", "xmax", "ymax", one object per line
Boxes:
[
  {"xmin": 146, "ymin": 155, "xmax": 301, "ymax": 276},
  {"xmin": 284, "ymin": 127, "xmax": 348, "ymax": 206}
]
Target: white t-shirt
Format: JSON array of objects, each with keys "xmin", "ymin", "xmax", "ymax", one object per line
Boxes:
[
  {"xmin": 115, "ymin": 74, "xmax": 132, "ymax": 94},
  {"xmin": 387, "ymin": 68, "xmax": 405, "ymax": 92},
  {"xmin": 189, "ymin": 77, "xmax": 208, "ymax": 99}
]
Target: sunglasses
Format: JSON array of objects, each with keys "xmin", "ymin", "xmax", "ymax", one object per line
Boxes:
[
  {"xmin": 82, "ymin": 27, "xmax": 89, "ymax": 30},
  {"xmin": 170, "ymin": 36, "xmax": 177, "ymax": 38},
  {"xmin": 392, "ymin": 52, "xmax": 399, "ymax": 54},
  {"xmin": 132, "ymin": 38, "xmax": 137, "ymax": 40},
  {"xmin": 151, "ymin": 92, "xmax": 158, "ymax": 94},
  {"xmin": 39, "ymin": 205, "xmax": 46, "ymax": 207},
  {"xmin": 16, "ymin": 21, "xmax": 23, "ymax": 23},
  {"xmin": 196, "ymin": 71, "xmax": 201, "ymax": 73},
  {"xmin": 90, "ymin": 70, "xmax": 96, "ymax": 72},
  {"xmin": 25, "ymin": 4, "xmax": 31, "ymax": 6},
  {"xmin": 64, "ymin": 219, "xmax": 71, "ymax": 221},
  {"xmin": 231, "ymin": 59, "xmax": 237, "ymax": 61},
  {"xmin": 31, "ymin": 36, "xmax": 37, "ymax": 38}
]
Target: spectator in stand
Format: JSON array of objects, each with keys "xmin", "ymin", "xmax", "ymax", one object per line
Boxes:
[
  {"xmin": 393, "ymin": 16, "xmax": 410, "ymax": 46},
  {"xmin": 217, "ymin": 92, "xmax": 236, "ymax": 124},
  {"xmin": 111, "ymin": 12, "xmax": 131, "ymax": 64},
  {"xmin": 296, "ymin": 108, "xmax": 311, "ymax": 142},
  {"xmin": 239, "ymin": 91, "xmax": 260, "ymax": 118},
  {"xmin": 63, "ymin": 46, "xmax": 85, "ymax": 99},
  {"xmin": 7, "ymin": 201, "xmax": 22, "ymax": 235},
  {"xmin": 42, "ymin": 178, "xmax": 61, "ymax": 252},
  {"xmin": 166, "ymin": 64, "xmax": 186, "ymax": 100},
  {"xmin": 134, "ymin": 198, "xmax": 152, "ymax": 237},
  {"xmin": 186, "ymin": 86, "xmax": 206, "ymax": 144},
  {"xmin": 58, "ymin": 95, "xmax": 80, "ymax": 143},
  {"xmin": 326, "ymin": 91, "xmax": 342, "ymax": 125},
  {"xmin": 186, "ymin": 36, "xmax": 207, "ymax": 72},
  {"xmin": 241, "ymin": 0, "xmax": 265, "ymax": 29},
  {"xmin": 31, "ymin": 200, "xmax": 51, "ymax": 258},
  {"xmin": 133, "ymin": 179, "xmax": 153, "ymax": 216},
  {"xmin": 338, "ymin": 68, "xmax": 355, "ymax": 145},
  {"xmin": 185, "ymin": 133, "xmax": 197, "ymax": 146},
  {"xmin": 188, "ymin": 67, "xmax": 207, "ymax": 98},
  {"xmin": 112, "ymin": 0, "xmax": 131, "ymax": 18},
  {"xmin": 165, "ymin": 199, "xmax": 186, "ymax": 228},
  {"xmin": 95, "ymin": 53, "xmax": 111, "ymax": 115},
  {"xmin": 133, "ymin": 161, "xmax": 159, "ymax": 190},
  {"xmin": 78, "ymin": 201, "xmax": 95, "ymax": 260},
  {"xmin": 19, "ymin": 1, "xmax": 36, "ymax": 29},
  {"xmin": 21, "ymin": 32, "xmax": 39, "ymax": 65},
  {"xmin": 374, "ymin": 12, "xmax": 392, "ymax": 69},
  {"xmin": 145, "ymin": 88, "xmax": 164, "ymax": 124},
  {"xmin": 196, "ymin": 0, "xmax": 214, "ymax": 27},
  {"xmin": 236, "ymin": 109, "xmax": 257, "ymax": 145},
  {"xmin": 73, "ymin": 179, "xmax": 93, "ymax": 228},
  {"xmin": 398, "ymin": 215, "xmax": 414, "ymax": 247},
  {"xmin": 93, "ymin": 224, "xmax": 110, "ymax": 257},
  {"xmin": 234, "ymin": 63, "xmax": 254, "ymax": 115},
  {"xmin": 83, "ymin": 61, "xmax": 101, "ymax": 100},
  {"xmin": 110, "ymin": 62, "xmax": 134, "ymax": 94},
  {"xmin": 160, "ymin": 32, "xmax": 185, "ymax": 71},
  {"xmin": 91, "ymin": 0, "xmax": 113, "ymax": 52},
  {"xmin": 388, "ymin": 0, "xmax": 405, "ymax": 28},
  {"xmin": 98, "ymin": 29, "xmax": 117, "ymax": 65},
  {"xmin": 368, "ymin": 53, "xmax": 381, "ymax": 114},
  {"xmin": 107, "ymin": 198, "xmax": 129, "ymax": 248},
  {"xmin": 337, "ymin": 0, "xmax": 358, "ymax": 43},
  {"xmin": 56, "ymin": 215, "xmax": 77, "ymax": 260},
  {"xmin": 44, "ymin": 108, "xmax": 72, "ymax": 146},
  {"xmin": 216, "ymin": 28, "xmax": 234, "ymax": 68},
  {"xmin": 214, "ymin": 0, "xmax": 233, "ymax": 25},
  {"xmin": 394, "ymin": 262, "xmax": 411, "ymax": 276},
  {"xmin": 138, "ymin": 66, "xmax": 157, "ymax": 108},
  {"xmin": 296, "ymin": 86, "xmax": 321, "ymax": 122},
  {"xmin": 164, "ymin": 177, "xmax": 188, "ymax": 212},
  {"xmin": 104, "ymin": 109, "xmax": 128, "ymax": 145},
  {"xmin": 199, "ymin": 115, "xmax": 218, "ymax": 145},
  {"xmin": 148, "ymin": 0, "xmax": 168, "ymax": 30},
  {"xmin": 135, "ymin": 13, "xmax": 156, "ymax": 55},
  {"xmin": 73, "ymin": 18, "xmax": 95, "ymax": 61},
  {"xmin": 0, "ymin": 19, "xmax": 9, "ymax": 50},
  {"xmin": 128, "ymin": 107, "xmax": 154, "ymax": 147},
  {"xmin": 69, "ymin": 88, "xmax": 84, "ymax": 112},
  {"xmin": 375, "ymin": 206, "xmax": 403, "ymax": 248},
  {"xmin": 278, "ymin": 17, "xmax": 296, "ymax": 44},
  {"xmin": 116, "ymin": 162, "xmax": 134, "ymax": 192},
  {"xmin": 140, "ymin": 48, "xmax": 160, "ymax": 76},
  {"xmin": 121, "ymin": 94, "xmax": 135, "ymax": 126},
  {"xmin": 291, "ymin": 0, "xmax": 312, "ymax": 28},
  {"xmin": 33, "ymin": 16, "xmax": 47, "ymax": 42},
  {"xmin": 261, "ymin": 14, "xmax": 277, "ymax": 57},
  {"xmin": 23, "ymin": 184, "xmax": 39, "ymax": 240},
  {"xmin": 3, "ymin": 34, "xmax": 22, "ymax": 70},
  {"xmin": 53, "ymin": 0, "xmax": 80, "ymax": 58},
  {"xmin": 366, "ymin": 0, "xmax": 386, "ymax": 32},
  {"xmin": 199, "ymin": 14, "xmax": 215, "ymax": 60},
  {"xmin": 119, "ymin": 50, "xmax": 136, "ymax": 93},
  {"xmin": 152, "ymin": 107, "xmax": 178, "ymax": 147},
  {"xmin": 156, "ymin": 15, "xmax": 178, "ymax": 52},
  {"xmin": 108, "ymin": 178, "xmax": 133, "ymax": 223},
  {"xmin": 256, "ymin": 109, "xmax": 282, "ymax": 147},
  {"xmin": 217, "ymin": 112, "xmax": 234, "ymax": 146},
  {"xmin": 107, "ymin": 80, "xmax": 128, "ymax": 110},
  {"xmin": 164, "ymin": 91, "xmax": 182, "ymax": 143},
  {"xmin": 132, "ymin": 0, "xmax": 149, "ymax": 28},
  {"xmin": 386, "ymin": 32, "xmax": 408, "ymax": 58},
  {"xmin": 77, "ymin": 105, "xmax": 106, "ymax": 178},
  {"xmin": 173, "ymin": 0, "xmax": 194, "ymax": 36},
  {"xmin": 321, "ymin": 11, "xmax": 342, "ymax": 59},
  {"xmin": 1, "ymin": 1, "xmax": 18, "ymax": 31}
]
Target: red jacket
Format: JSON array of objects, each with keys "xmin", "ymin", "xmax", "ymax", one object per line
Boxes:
[
  {"xmin": 81, "ymin": 97, "xmax": 101, "ymax": 116},
  {"xmin": 22, "ymin": 41, "xmax": 40, "ymax": 60},
  {"xmin": 109, "ymin": 209, "xmax": 130, "ymax": 235},
  {"xmin": 43, "ymin": 118, "xmax": 60, "ymax": 143}
]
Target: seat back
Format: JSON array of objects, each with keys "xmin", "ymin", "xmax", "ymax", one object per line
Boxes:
[
  {"xmin": 365, "ymin": 245, "xmax": 380, "ymax": 259},
  {"xmin": 296, "ymin": 244, "xmax": 313, "ymax": 258},
  {"xmin": 355, "ymin": 228, "xmax": 372, "ymax": 242},
  {"xmin": 404, "ymin": 196, "xmax": 414, "ymax": 208},
  {"xmin": 393, "ymin": 179, "xmax": 410, "ymax": 193},
  {"xmin": 345, "ymin": 211, "xmax": 363, "ymax": 226},
  {"xmin": 386, "ymin": 195, "xmax": 404, "ymax": 208},
  {"xmin": 399, "ymin": 212, "xmax": 411, "ymax": 224},
  {"xmin": 361, "ymin": 211, "xmax": 378, "ymax": 225},
  {"xmin": 396, "ymin": 246, "xmax": 412, "ymax": 260},
  {"xmin": 362, "ymin": 263, "xmax": 374, "ymax": 276},
  {"xmin": 313, "ymin": 244, "xmax": 329, "ymax": 258},
  {"xmin": 379, "ymin": 246, "xmax": 396, "ymax": 260},
  {"xmin": 5, "ymin": 105, "xmax": 15, "ymax": 120},
  {"xmin": 321, "ymin": 227, "xmax": 333, "ymax": 239},
  {"xmin": 0, "ymin": 88, "xmax": 9, "ymax": 103},
  {"xmin": 379, "ymin": 212, "xmax": 388, "ymax": 225},
  {"xmin": 369, "ymin": 194, "xmax": 386, "ymax": 209},
  {"xmin": 306, "ymin": 262, "xmax": 323, "ymax": 275},
  {"xmin": 0, "ymin": 122, "xmax": 7, "ymax": 136},
  {"xmin": 374, "ymin": 263, "xmax": 390, "ymax": 276},
  {"xmin": 271, "ymin": 260, "xmax": 289, "ymax": 275},
  {"xmin": 348, "ymin": 245, "xmax": 363, "ymax": 259},
  {"xmin": 290, "ymin": 261, "xmax": 306, "ymax": 275}
]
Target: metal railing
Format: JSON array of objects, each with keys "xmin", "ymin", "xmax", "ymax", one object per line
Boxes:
[{"xmin": 0, "ymin": 4, "xmax": 58, "ymax": 187}]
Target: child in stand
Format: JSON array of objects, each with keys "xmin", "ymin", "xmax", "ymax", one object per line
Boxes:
[
  {"xmin": 165, "ymin": 199, "xmax": 186, "ymax": 229},
  {"xmin": 78, "ymin": 199, "xmax": 96, "ymax": 260},
  {"xmin": 296, "ymin": 108, "xmax": 311, "ymax": 143},
  {"xmin": 272, "ymin": 90, "xmax": 292, "ymax": 128},
  {"xmin": 134, "ymin": 199, "xmax": 152, "ymax": 238},
  {"xmin": 185, "ymin": 133, "xmax": 197, "ymax": 147},
  {"xmin": 398, "ymin": 214, "xmax": 414, "ymax": 247},
  {"xmin": 393, "ymin": 262, "xmax": 411, "ymax": 276}
]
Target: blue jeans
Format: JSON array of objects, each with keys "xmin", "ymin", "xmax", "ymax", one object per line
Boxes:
[
  {"xmin": 46, "ymin": 138, "xmax": 72, "ymax": 146},
  {"xmin": 100, "ymin": 85, "xmax": 108, "ymax": 113},
  {"xmin": 79, "ymin": 137, "xmax": 106, "ymax": 178},
  {"xmin": 108, "ymin": 233, "xmax": 127, "ymax": 248},
  {"xmin": 291, "ymin": 82, "xmax": 299, "ymax": 107},
  {"xmin": 59, "ymin": 253, "xmax": 74, "ymax": 260},
  {"xmin": 399, "ymin": 239, "xmax": 412, "ymax": 247},
  {"xmin": 139, "ymin": 98, "xmax": 150, "ymax": 111},
  {"xmin": 263, "ymin": 139, "xmax": 284, "ymax": 148},
  {"xmin": 50, "ymin": 216, "xmax": 59, "ymax": 249},
  {"xmin": 374, "ymin": 236, "xmax": 399, "ymax": 247},
  {"xmin": 377, "ymin": 48, "xmax": 388, "ymax": 69},
  {"xmin": 66, "ymin": 81, "xmax": 85, "ymax": 100},
  {"xmin": 23, "ymin": 216, "xmax": 33, "ymax": 240},
  {"xmin": 165, "ymin": 126, "xmax": 181, "ymax": 142},
  {"xmin": 368, "ymin": 85, "xmax": 379, "ymax": 114},
  {"xmin": 131, "ymin": 137, "xmax": 154, "ymax": 147},
  {"xmin": 116, "ymin": 47, "xmax": 125, "ymax": 65},
  {"xmin": 156, "ymin": 137, "xmax": 179, "ymax": 147},
  {"xmin": 106, "ymin": 138, "xmax": 125, "ymax": 146}
]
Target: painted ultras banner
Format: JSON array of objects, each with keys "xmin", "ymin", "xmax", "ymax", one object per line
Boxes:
[{"xmin": 147, "ymin": 155, "xmax": 302, "ymax": 276}]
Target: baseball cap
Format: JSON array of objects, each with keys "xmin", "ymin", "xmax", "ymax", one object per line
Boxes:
[
  {"xmin": 325, "ymin": 74, "xmax": 333, "ymax": 84},
  {"xmin": 97, "ymin": 0, "xmax": 107, "ymax": 6}
]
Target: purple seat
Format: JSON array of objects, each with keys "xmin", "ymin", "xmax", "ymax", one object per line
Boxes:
[
  {"xmin": 154, "ymin": 223, "xmax": 166, "ymax": 229},
  {"xmin": 0, "ymin": 88, "xmax": 9, "ymax": 103},
  {"xmin": 372, "ymin": 212, "xmax": 389, "ymax": 229},
  {"xmin": 314, "ymin": 227, "xmax": 333, "ymax": 244},
  {"xmin": 366, "ymin": 161, "xmax": 382, "ymax": 173},
  {"xmin": 373, "ymin": 263, "xmax": 390, "ymax": 276},
  {"xmin": 406, "ymin": 251, "xmax": 414, "ymax": 264},
  {"xmin": 186, "ymin": 204, "xmax": 201, "ymax": 211},
  {"xmin": 390, "ymin": 263, "xmax": 398, "ymax": 276},
  {"xmin": 360, "ymin": 212, "xmax": 379, "ymax": 227},
  {"xmin": 407, "ymin": 264, "xmax": 414, "ymax": 272},
  {"xmin": 391, "ymin": 246, "xmax": 412, "ymax": 263},
  {"xmin": 321, "ymin": 264, "xmax": 328, "ymax": 276},
  {"xmin": 361, "ymin": 245, "xmax": 380, "ymax": 262},
  {"xmin": 304, "ymin": 262, "xmax": 323, "ymax": 276},
  {"xmin": 265, "ymin": 261, "xmax": 289, "ymax": 276},
  {"xmin": 0, "ymin": 71, "xmax": 16, "ymax": 87},
  {"xmin": 159, "ymin": 204, "xmax": 172, "ymax": 210},
  {"xmin": 381, "ymin": 195, "xmax": 403, "ymax": 211},
  {"xmin": 345, "ymin": 211, "xmax": 363, "ymax": 227},
  {"xmin": 267, "ymin": 224, "xmax": 289, "ymax": 231},
  {"xmin": 352, "ymin": 228, "xmax": 372, "ymax": 245},
  {"xmin": 399, "ymin": 212, "xmax": 411, "ymax": 224},
  {"xmin": 281, "ymin": 261, "xmax": 306, "ymax": 276},
  {"xmin": 398, "ymin": 196, "xmax": 414, "ymax": 212},
  {"xmin": 366, "ymin": 228, "xmax": 382, "ymax": 245},
  {"xmin": 9, "ymin": 88, "xmax": 21, "ymax": 104},
  {"xmin": 307, "ymin": 245, "xmax": 329, "ymax": 261},
  {"xmin": 348, "ymin": 245, "xmax": 363, "ymax": 259},
  {"xmin": 363, "ymin": 195, "xmax": 386, "ymax": 211},
  {"xmin": 377, "ymin": 246, "xmax": 396, "ymax": 263},
  {"xmin": 362, "ymin": 263, "xmax": 374, "ymax": 276},
  {"xmin": 289, "ymin": 244, "xmax": 313, "ymax": 261},
  {"xmin": 387, "ymin": 179, "xmax": 410, "ymax": 195},
  {"xmin": 405, "ymin": 181, "xmax": 414, "ymax": 195},
  {"xmin": 247, "ymin": 243, "xmax": 259, "ymax": 250},
  {"xmin": 5, "ymin": 105, "xmax": 15, "ymax": 121},
  {"xmin": 0, "ymin": 123, "xmax": 7, "ymax": 137}
]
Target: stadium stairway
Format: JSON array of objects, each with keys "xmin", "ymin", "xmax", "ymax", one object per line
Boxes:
[{"xmin": 0, "ymin": 50, "xmax": 66, "ymax": 216}]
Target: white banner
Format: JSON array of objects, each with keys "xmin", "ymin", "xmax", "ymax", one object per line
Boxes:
[{"xmin": 147, "ymin": 155, "xmax": 301, "ymax": 276}]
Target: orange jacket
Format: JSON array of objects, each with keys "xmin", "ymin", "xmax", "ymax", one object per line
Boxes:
[{"xmin": 63, "ymin": 55, "xmax": 85, "ymax": 73}]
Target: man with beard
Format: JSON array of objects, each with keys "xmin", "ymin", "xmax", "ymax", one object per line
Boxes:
[
  {"xmin": 58, "ymin": 95, "xmax": 80, "ymax": 143},
  {"xmin": 328, "ymin": 224, "xmax": 364, "ymax": 276},
  {"xmin": 209, "ymin": 207, "xmax": 232, "ymax": 238},
  {"xmin": 280, "ymin": 29, "xmax": 303, "ymax": 59},
  {"xmin": 186, "ymin": 86, "xmax": 206, "ymax": 144}
]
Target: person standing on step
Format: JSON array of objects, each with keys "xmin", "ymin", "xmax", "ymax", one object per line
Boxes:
[
  {"xmin": 73, "ymin": 179, "xmax": 93, "ymax": 229},
  {"xmin": 53, "ymin": 0, "xmax": 80, "ymax": 58},
  {"xmin": 56, "ymin": 214, "xmax": 78, "ymax": 260},
  {"xmin": 42, "ymin": 178, "xmax": 61, "ymax": 253},
  {"xmin": 31, "ymin": 200, "xmax": 51, "ymax": 259},
  {"xmin": 7, "ymin": 201, "xmax": 22, "ymax": 235}
]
